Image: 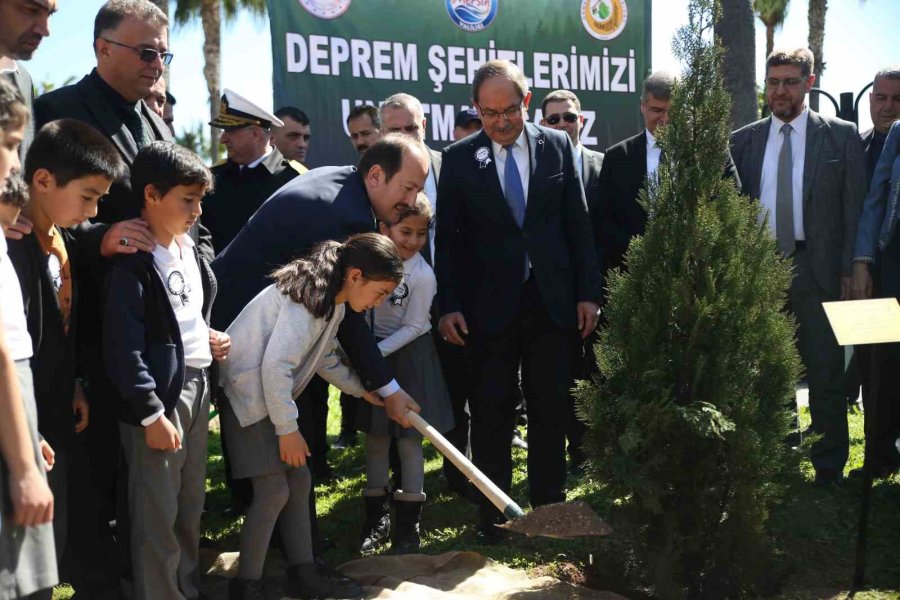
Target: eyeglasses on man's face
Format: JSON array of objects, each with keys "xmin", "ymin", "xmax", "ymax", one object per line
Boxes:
[
  {"xmin": 479, "ymin": 105, "xmax": 523, "ymax": 121},
  {"xmin": 103, "ymin": 38, "xmax": 174, "ymax": 66},
  {"xmin": 545, "ymin": 112, "xmax": 579, "ymax": 125},
  {"xmin": 765, "ymin": 77, "xmax": 805, "ymax": 90}
]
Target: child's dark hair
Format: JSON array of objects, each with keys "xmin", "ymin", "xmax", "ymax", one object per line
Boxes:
[
  {"xmin": 271, "ymin": 233, "xmax": 404, "ymax": 320},
  {"xmin": 0, "ymin": 78, "xmax": 28, "ymax": 135},
  {"xmin": 25, "ymin": 119, "xmax": 125, "ymax": 187},
  {"xmin": 384, "ymin": 192, "xmax": 433, "ymax": 228},
  {"xmin": 131, "ymin": 141, "xmax": 214, "ymax": 206},
  {"xmin": 1, "ymin": 171, "xmax": 29, "ymax": 209}
]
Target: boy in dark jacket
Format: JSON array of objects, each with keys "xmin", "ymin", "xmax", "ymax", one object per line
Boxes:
[
  {"xmin": 103, "ymin": 142, "xmax": 229, "ymax": 600},
  {"xmin": 7, "ymin": 119, "xmax": 125, "ymax": 591}
]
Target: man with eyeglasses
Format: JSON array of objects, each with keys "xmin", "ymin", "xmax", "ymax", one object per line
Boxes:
[
  {"xmin": 31, "ymin": 4, "xmax": 213, "ymax": 596},
  {"xmin": 730, "ymin": 47, "xmax": 867, "ymax": 487},
  {"xmin": 435, "ymin": 60, "xmax": 600, "ymax": 544},
  {"xmin": 539, "ymin": 89, "xmax": 604, "ymax": 475}
]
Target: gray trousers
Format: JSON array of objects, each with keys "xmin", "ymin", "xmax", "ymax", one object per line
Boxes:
[
  {"xmin": 791, "ymin": 249, "xmax": 848, "ymax": 472},
  {"xmin": 120, "ymin": 368, "xmax": 209, "ymax": 600}
]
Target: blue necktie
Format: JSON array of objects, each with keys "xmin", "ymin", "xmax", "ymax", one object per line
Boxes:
[
  {"xmin": 504, "ymin": 144, "xmax": 529, "ymax": 280},
  {"xmin": 504, "ymin": 144, "xmax": 526, "ymax": 228}
]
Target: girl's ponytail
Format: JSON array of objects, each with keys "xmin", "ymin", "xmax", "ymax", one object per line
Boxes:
[{"xmin": 271, "ymin": 233, "xmax": 403, "ymax": 318}]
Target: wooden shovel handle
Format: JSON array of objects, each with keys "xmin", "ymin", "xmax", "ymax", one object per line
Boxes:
[{"xmin": 407, "ymin": 410, "xmax": 525, "ymax": 520}]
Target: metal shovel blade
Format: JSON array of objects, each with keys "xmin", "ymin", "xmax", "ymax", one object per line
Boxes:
[{"xmin": 498, "ymin": 500, "xmax": 613, "ymax": 539}]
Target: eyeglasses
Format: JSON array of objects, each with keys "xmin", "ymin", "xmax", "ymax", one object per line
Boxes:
[
  {"xmin": 479, "ymin": 105, "xmax": 523, "ymax": 121},
  {"xmin": 103, "ymin": 38, "xmax": 174, "ymax": 66},
  {"xmin": 545, "ymin": 112, "xmax": 579, "ymax": 125},
  {"xmin": 765, "ymin": 77, "xmax": 804, "ymax": 90}
]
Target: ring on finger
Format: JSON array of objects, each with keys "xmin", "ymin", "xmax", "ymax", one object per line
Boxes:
[{"xmin": 119, "ymin": 237, "xmax": 129, "ymax": 247}]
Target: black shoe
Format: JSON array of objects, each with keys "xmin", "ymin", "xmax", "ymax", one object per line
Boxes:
[
  {"xmin": 511, "ymin": 429, "xmax": 528, "ymax": 450},
  {"xmin": 359, "ymin": 492, "xmax": 391, "ymax": 553},
  {"xmin": 333, "ymin": 430, "xmax": 359, "ymax": 450},
  {"xmin": 389, "ymin": 498, "xmax": 423, "ymax": 555},
  {"xmin": 286, "ymin": 562, "xmax": 363, "ymax": 599},
  {"xmin": 229, "ymin": 577, "xmax": 268, "ymax": 600},
  {"xmin": 814, "ymin": 468, "xmax": 843, "ymax": 486}
]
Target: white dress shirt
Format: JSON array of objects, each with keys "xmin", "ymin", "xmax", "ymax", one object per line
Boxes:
[
  {"xmin": 243, "ymin": 144, "xmax": 274, "ymax": 170},
  {"xmin": 491, "ymin": 130, "xmax": 531, "ymax": 203},
  {"xmin": 759, "ymin": 108, "xmax": 809, "ymax": 241},
  {"xmin": 372, "ymin": 252, "xmax": 434, "ymax": 357},
  {"xmin": 423, "ymin": 164, "xmax": 438, "ymax": 260},
  {"xmin": 646, "ymin": 129, "xmax": 661, "ymax": 177}
]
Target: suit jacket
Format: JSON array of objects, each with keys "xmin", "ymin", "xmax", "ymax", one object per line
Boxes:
[
  {"xmin": 435, "ymin": 123, "xmax": 601, "ymax": 334},
  {"xmin": 34, "ymin": 70, "xmax": 173, "ymax": 225},
  {"xmin": 597, "ymin": 130, "xmax": 741, "ymax": 278},
  {"xmin": 7, "ymin": 230, "xmax": 80, "ymax": 444},
  {"xmin": 212, "ymin": 166, "xmax": 392, "ymax": 391},
  {"xmin": 581, "ymin": 146, "xmax": 605, "ymax": 268},
  {"xmin": 4, "ymin": 63, "xmax": 35, "ymax": 161},
  {"xmin": 730, "ymin": 111, "xmax": 867, "ymax": 297},
  {"xmin": 205, "ymin": 147, "xmax": 302, "ymax": 254}
]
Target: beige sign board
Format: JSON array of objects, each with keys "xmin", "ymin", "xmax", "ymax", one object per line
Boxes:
[{"xmin": 823, "ymin": 299, "xmax": 900, "ymax": 346}]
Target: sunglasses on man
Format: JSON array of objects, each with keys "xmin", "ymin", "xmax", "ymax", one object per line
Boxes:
[
  {"xmin": 103, "ymin": 38, "xmax": 174, "ymax": 66},
  {"xmin": 545, "ymin": 112, "xmax": 579, "ymax": 125}
]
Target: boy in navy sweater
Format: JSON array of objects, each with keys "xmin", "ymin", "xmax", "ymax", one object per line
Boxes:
[{"xmin": 103, "ymin": 142, "xmax": 230, "ymax": 600}]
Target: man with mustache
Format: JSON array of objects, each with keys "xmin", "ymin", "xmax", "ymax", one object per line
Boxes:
[
  {"xmin": 435, "ymin": 60, "xmax": 601, "ymax": 543},
  {"xmin": 347, "ymin": 104, "xmax": 381, "ymax": 155}
]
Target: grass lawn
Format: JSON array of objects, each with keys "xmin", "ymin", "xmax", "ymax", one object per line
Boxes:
[{"xmin": 54, "ymin": 389, "xmax": 899, "ymax": 599}]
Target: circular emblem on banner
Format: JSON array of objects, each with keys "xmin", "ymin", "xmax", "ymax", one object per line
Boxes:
[
  {"xmin": 298, "ymin": 0, "xmax": 351, "ymax": 20},
  {"xmin": 445, "ymin": 0, "xmax": 498, "ymax": 33},
  {"xmin": 581, "ymin": 0, "xmax": 628, "ymax": 41}
]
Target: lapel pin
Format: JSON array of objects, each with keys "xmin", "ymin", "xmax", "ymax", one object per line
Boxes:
[{"xmin": 475, "ymin": 146, "xmax": 491, "ymax": 170}]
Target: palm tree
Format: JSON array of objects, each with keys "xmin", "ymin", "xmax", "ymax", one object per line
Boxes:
[
  {"xmin": 754, "ymin": 0, "xmax": 790, "ymax": 58},
  {"xmin": 807, "ymin": 0, "xmax": 826, "ymax": 111},
  {"xmin": 173, "ymin": 0, "xmax": 266, "ymax": 158},
  {"xmin": 716, "ymin": 0, "xmax": 758, "ymax": 127}
]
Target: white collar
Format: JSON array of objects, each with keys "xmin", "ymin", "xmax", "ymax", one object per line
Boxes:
[
  {"xmin": 771, "ymin": 107, "xmax": 809, "ymax": 138},
  {"xmin": 153, "ymin": 234, "xmax": 195, "ymax": 264},
  {"xmin": 244, "ymin": 145, "xmax": 274, "ymax": 170},
  {"xmin": 0, "ymin": 57, "xmax": 19, "ymax": 75},
  {"xmin": 490, "ymin": 129, "xmax": 528, "ymax": 156},
  {"xmin": 646, "ymin": 129, "xmax": 658, "ymax": 148}
]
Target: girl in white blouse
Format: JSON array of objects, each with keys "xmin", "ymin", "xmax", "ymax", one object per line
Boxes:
[{"xmin": 357, "ymin": 194, "xmax": 453, "ymax": 555}]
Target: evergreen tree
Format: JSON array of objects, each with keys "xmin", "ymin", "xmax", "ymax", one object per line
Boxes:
[{"xmin": 576, "ymin": 0, "xmax": 801, "ymax": 596}]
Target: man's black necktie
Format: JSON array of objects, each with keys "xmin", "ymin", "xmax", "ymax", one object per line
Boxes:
[{"xmin": 124, "ymin": 104, "xmax": 150, "ymax": 149}]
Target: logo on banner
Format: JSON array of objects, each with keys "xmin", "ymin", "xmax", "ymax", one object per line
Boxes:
[
  {"xmin": 581, "ymin": 0, "xmax": 628, "ymax": 41},
  {"xmin": 445, "ymin": 0, "xmax": 498, "ymax": 32},
  {"xmin": 298, "ymin": 0, "xmax": 351, "ymax": 20}
]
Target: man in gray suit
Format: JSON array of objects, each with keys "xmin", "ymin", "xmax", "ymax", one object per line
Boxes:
[
  {"xmin": 0, "ymin": 0, "xmax": 57, "ymax": 160},
  {"xmin": 730, "ymin": 47, "xmax": 867, "ymax": 485}
]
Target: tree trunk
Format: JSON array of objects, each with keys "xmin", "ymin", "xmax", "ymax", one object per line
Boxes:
[
  {"xmin": 765, "ymin": 23, "xmax": 774, "ymax": 58},
  {"xmin": 201, "ymin": 0, "xmax": 222, "ymax": 161},
  {"xmin": 715, "ymin": 0, "xmax": 757, "ymax": 128},
  {"xmin": 807, "ymin": 0, "xmax": 827, "ymax": 111}
]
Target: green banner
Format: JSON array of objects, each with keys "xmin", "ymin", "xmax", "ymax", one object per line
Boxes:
[{"xmin": 268, "ymin": 0, "xmax": 651, "ymax": 167}]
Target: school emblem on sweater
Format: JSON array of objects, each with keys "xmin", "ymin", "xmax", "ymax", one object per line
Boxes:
[
  {"xmin": 387, "ymin": 282, "xmax": 409, "ymax": 307},
  {"xmin": 167, "ymin": 271, "xmax": 191, "ymax": 306},
  {"xmin": 47, "ymin": 254, "xmax": 62, "ymax": 293},
  {"xmin": 475, "ymin": 146, "xmax": 491, "ymax": 169}
]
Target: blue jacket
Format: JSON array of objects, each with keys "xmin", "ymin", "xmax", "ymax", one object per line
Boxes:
[
  {"xmin": 103, "ymin": 249, "xmax": 216, "ymax": 426},
  {"xmin": 855, "ymin": 121, "xmax": 900, "ymax": 262}
]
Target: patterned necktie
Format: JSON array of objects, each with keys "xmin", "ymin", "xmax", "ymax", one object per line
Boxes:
[
  {"xmin": 776, "ymin": 123, "xmax": 795, "ymax": 255},
  {"xmin": 503, "ymin": 144, "xmax": 526, "ymax": 228},
  {"xmin": 124, "ymin": 104, "xmax": 150, "ymax": 149},
  {"xmin": 504, "ymin": 144, "xmax": 529, "ymax": 280}
]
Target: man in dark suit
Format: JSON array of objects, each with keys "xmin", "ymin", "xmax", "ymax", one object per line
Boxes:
[
  {"xmin": 204, "ymin": 89, "xmax": 303, "ymax": 254},
  {"xmin": 860, "ymin": 67, "xmax": 900, "ymax": 184},
  {"xmin": 0, "ymin": 0, "xmax": 57, "ymax": 160},
  {"xmin": 540, "ymin": 88, "xmax": 604, "ymax": 473},
  {"xmin": 436, "ymin": 60, "xmax": 601, "ymax": 542},
  {"xmin": 731, "ymin": 47, "xmax": 866, "ymax": 485}
]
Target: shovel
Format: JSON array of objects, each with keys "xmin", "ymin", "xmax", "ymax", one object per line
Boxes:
[{"xmin": 407, "ymin": 411, "xmax": 612, "ymax": 539}]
